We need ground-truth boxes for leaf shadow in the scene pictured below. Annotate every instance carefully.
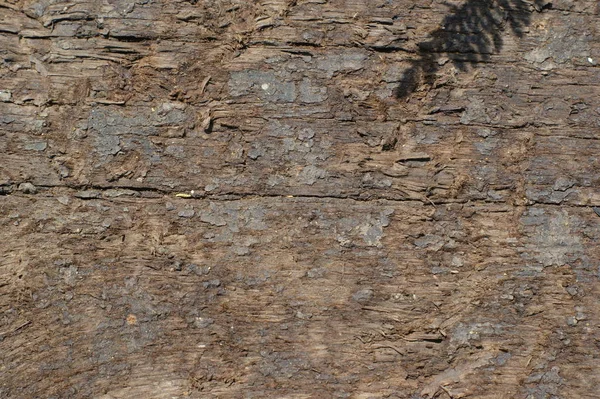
[395,0,551,98]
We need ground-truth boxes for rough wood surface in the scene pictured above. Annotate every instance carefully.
[1,0,600,398]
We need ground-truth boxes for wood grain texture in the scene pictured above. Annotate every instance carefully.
[1,0,600,397]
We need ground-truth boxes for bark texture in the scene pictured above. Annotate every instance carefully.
[1,0,600,398]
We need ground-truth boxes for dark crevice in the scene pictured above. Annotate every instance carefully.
[281,49,315,57]
[108,34,154,43]
[368,45,412,53]
[285,41,323,48]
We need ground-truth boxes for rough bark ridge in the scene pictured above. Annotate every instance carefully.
[1,0,600,398]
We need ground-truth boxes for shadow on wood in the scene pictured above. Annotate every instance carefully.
[395,0,551,98]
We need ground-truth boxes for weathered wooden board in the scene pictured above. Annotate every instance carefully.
[1,0,600,397]
[2,194,600,397]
